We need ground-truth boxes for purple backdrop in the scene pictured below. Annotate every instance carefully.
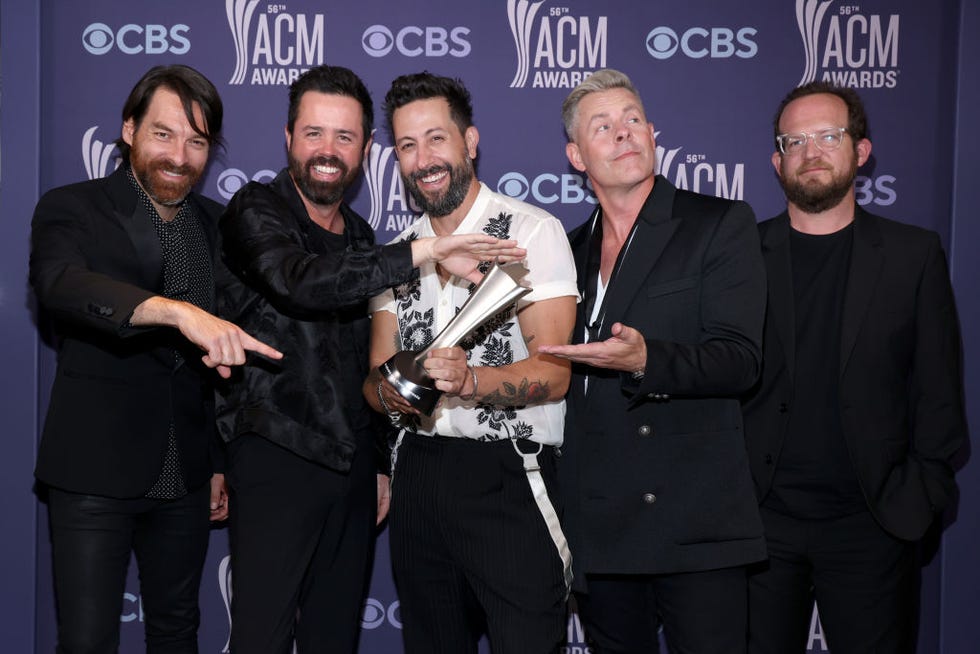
[2,1,977,652]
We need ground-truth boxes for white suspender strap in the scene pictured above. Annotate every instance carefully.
[511,439,573,595]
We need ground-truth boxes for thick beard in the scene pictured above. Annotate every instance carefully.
[288,153,357,206]
[780,154,858,214]
[403,158,474,218]
[130,153,200,207]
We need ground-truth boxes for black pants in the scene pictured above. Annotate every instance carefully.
[748,506,916,654]
[47,484,211,654]
[575,566,749,654]
[389,433,568,654]
[226,434,377,654]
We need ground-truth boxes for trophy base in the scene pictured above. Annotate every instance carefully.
[379,350,442,416]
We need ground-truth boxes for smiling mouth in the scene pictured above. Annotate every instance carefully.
[312,163,340,176]
[419,170,448,185]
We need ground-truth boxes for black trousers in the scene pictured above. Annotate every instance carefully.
[389,433,568,654]
[47,484,211,654]
[575,566,749,654]
[226,433,377,654]
[748,506,916,654]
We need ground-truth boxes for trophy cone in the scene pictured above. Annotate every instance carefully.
[380,260,531,415]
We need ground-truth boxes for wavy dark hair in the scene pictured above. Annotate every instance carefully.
[287,65,374,140]
[115,64,223,161]
[383,72,473,137]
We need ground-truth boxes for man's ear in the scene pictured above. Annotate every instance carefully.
[566,142,585,172]
[771,151,783,178]
[856,138,872,167]
[122,118,136,146]
[464,125,479,159]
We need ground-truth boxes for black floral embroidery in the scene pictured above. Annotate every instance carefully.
[475,212,513,275]
[400,308,434,351]
[475,403,518,440]
[483,212,513,239]
[393,232,422,314]
[457,309,515,353]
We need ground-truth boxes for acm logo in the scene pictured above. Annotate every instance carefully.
[507,0,607,89]
[796,0,899,88]
[227,0,324,85]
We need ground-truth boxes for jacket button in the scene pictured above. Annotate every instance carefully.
[778,402,788,413]
[642,493,657,504]
[638,424,652,436]
[765,454,773,465]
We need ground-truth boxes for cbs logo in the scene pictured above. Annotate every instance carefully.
[645,26,757,60]
[82,22,190,55]
[361,24,471,58]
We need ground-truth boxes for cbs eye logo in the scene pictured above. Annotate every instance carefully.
[645,26,757,60]
[81,22,191,55]
[360,24,471,58]
[215,168,277,200]
[361,598,401,629]
[497,172,531,201]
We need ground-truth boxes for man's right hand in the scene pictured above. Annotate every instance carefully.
[411,234,527,284]
[131,296,283,378]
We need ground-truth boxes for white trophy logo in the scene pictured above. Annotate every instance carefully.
[218,554,233,653]
[82,126,119,180]
[507,0,545,89]
[654,132,682,180]
[364,142,396,230]
[796,0,833,85]
[227,0,260,85]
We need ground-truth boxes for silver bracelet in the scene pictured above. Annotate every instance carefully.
[458,365,479,401]
[376,381,402,425]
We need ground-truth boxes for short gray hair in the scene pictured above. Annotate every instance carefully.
[561,69,643,141]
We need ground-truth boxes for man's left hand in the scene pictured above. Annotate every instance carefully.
[209,473,230,522]
[538,322,647,374]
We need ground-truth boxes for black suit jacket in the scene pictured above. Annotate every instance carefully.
[560,177,767,580]
[742,207,965,541]
[30,166,224,498]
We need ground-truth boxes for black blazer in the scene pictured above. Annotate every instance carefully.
[560,177,767,580]
[30,166,224,498]
[742,208,965,541]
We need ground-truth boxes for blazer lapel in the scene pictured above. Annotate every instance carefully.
[106,167,164,290]
[761,214,796,379]
[598,178,679,339]
[840,209,883,376]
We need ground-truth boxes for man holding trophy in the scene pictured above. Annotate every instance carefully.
[364,72,578,654]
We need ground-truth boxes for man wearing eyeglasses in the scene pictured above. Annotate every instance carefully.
[741,82,965,653]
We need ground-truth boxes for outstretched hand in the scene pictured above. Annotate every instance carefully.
[422,234,527,284]
[175,303,284,378]
[131,296,284,378]
[538,322,647,373]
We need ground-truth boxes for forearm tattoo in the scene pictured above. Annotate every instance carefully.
[481,377,551,406]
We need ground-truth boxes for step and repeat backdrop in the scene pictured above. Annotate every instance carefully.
[31,1,962,652]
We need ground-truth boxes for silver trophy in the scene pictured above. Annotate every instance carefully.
[380,260,531,415]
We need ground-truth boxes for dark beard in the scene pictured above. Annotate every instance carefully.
[288,153,357,206]
[130,156,200,206]
[780,157,857,214]
[403,159,474,218]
